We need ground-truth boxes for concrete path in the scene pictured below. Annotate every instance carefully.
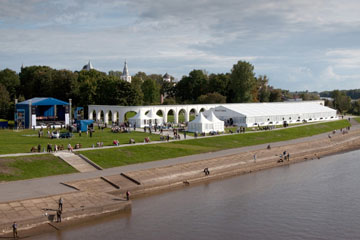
[53,152,98,172]
[0,118,358,203]
[0,118,352,157]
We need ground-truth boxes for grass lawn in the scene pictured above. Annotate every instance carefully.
[81,120,350,168]
[0,154,77,182]
[354,117,360,123]
[0,129,161,154]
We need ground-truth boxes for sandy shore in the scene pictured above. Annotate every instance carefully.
[1,128,360,237]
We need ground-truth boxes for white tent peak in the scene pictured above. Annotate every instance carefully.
[130,110,150,120]
[206,111,222,122]
[146,110,162,119]
[192,112,212,124]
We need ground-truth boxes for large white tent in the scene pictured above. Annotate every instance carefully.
[205,111,225,132]
[145,110,163,125]
[128,110,150,128]
[204,101,337,127]
[188,112,213,133]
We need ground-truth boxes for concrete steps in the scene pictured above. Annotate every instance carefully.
[54,151,98,172]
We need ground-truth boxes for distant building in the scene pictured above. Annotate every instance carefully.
[163,73,171,82]
[121,60,132,82]
[82,60,94,71]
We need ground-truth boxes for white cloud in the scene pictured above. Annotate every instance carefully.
[1,0,360,90]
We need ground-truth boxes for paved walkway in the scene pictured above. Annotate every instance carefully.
[0,118,358,203]
[53,152,98,172]
[0,119,351,157]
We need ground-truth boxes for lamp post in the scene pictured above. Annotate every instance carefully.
[69,99,72,124]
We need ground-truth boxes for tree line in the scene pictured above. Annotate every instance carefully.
[0,61,359,120]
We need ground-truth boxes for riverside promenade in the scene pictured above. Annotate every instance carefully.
[0,119,359,235]
[0,118,358,203]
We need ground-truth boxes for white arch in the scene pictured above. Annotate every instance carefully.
[96,111,101,122]
[166,108,176,123]
[177,108,187,123]
[87,103,224,125]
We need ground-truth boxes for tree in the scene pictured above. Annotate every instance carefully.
[108,70,122,79]
[332,90,351,113]
[142,78,160,105]
[160,80,176,98]
[162,97,177,105]
[256,75,270,102]
[350,100,360,115]
[175,70,208,103]
[19,66,54,99]
[197,92,226,104]
[148,74,163,85]
[269,89,282,102]
[78,69,106,106]
[51,70,79,102]
[130,76,144,105]
[208,73,229,97]
[0,84,10,119]
[0,69,20,100]
[228,61,257,103]
[110,78,140,106]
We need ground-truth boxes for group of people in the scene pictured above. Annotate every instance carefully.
[47,143,60,152]
[31,143,65,153]
[278,151,290,163]
[159,135,171,141]
[11,197,63,238]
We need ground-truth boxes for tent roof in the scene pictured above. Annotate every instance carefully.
[77,120,94,124]
[146,110,162,119]
[215,102,336,117]
[206,111,223,123]
[17,97,69,106]
[189,112,212,124]
[130,110,150,120]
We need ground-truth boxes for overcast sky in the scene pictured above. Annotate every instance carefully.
[1,0,360,91]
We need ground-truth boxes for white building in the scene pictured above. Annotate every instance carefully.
[204,101,337,127]
[82,60,94,71]
[163,73,171,82]
[88,100,337,127]
[121,60,132,82]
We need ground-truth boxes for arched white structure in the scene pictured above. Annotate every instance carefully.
[88,101,335,127]
[88,103,218,125]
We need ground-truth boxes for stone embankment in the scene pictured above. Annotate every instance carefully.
[0,191,130,236]
[1,128,360,236]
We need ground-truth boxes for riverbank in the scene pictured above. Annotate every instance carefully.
[1,127,359,237]
[0,191,131,238]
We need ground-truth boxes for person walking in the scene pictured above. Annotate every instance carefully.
[126,190,131,201]
[57,209,62,222]
[58,197,63,211]
[12,222,18,239]
[253,154,257,163]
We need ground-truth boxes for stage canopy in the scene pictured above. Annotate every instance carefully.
[16,97,70,128]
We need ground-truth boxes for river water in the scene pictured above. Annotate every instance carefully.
[30,150,360,240]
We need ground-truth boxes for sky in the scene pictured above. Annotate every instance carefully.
[0,0,360,91]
